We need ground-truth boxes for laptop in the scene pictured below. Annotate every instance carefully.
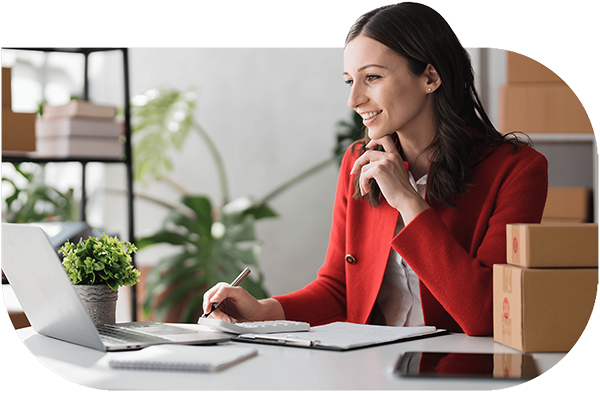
[1,223,232,351]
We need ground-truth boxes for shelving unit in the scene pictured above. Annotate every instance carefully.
[2,48,138,321]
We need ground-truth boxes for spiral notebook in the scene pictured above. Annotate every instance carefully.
[109,344,258,372]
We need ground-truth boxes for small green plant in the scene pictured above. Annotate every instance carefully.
[60,234,140,291]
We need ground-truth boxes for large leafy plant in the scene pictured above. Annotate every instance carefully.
[60,233,140,290]
[138,195,276,321]
[130,88,275,322]
[131,88,365,323]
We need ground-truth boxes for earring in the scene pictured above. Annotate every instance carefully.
[428,88,432,92]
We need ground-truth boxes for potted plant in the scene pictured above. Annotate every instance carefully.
[59,233,140,325]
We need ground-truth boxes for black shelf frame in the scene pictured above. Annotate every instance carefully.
[2,47,138,321]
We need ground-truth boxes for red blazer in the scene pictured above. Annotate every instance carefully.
[274,139,548,336]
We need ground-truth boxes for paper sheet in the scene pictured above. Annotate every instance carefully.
[238,322,439,350]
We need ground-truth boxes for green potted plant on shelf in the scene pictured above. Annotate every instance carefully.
[59,233,140,325]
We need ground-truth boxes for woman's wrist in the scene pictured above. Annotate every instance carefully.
[395,193,430,226]
[257,297,286,321]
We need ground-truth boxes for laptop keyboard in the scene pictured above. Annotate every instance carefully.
[97,324,169,345]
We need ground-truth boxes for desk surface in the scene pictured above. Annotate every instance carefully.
[2,285,566,391]
[13,326,567,391]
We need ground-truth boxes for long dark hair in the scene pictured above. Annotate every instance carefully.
[347,2,526,207]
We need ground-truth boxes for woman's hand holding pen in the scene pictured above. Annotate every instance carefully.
[350,135,430,225]
[202,283,285,323]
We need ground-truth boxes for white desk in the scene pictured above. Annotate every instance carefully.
[12,326,567,391]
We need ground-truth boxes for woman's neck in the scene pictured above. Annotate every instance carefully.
[395,131,434,180]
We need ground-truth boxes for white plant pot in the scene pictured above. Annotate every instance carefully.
[73,284,118,325]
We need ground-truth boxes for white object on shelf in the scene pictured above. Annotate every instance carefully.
[35,135,123,159]
[36,117,123,138]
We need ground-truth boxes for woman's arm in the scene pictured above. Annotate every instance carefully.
[395,150,548,336]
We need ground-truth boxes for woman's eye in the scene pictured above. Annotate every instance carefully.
[366,74,381,82]
[344,79,353,87]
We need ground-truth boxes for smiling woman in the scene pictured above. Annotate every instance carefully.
[200,2,548,337]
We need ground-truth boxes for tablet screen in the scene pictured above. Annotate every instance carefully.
[394,352,539,380]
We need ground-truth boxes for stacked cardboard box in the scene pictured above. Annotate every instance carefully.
[498,51,593,134]
[2,67,37,152]
[493,223,598,352]
[542,187,592,223]
[35,100,124,159]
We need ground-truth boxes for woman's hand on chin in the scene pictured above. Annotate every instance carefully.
[350,135,429,224]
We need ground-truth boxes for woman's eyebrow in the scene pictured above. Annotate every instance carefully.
[343,64,388,76]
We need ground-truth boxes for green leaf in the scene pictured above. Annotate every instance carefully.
[224,215,256,243]
[182,195,213,233]
[137,230,190,249]
[242,202,279,220]
[57,233,138,289]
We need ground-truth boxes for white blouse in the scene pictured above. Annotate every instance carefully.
[375,172,427,327]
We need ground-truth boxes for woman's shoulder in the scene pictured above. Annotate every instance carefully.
[494,140,546,163]
[471,135,547,168]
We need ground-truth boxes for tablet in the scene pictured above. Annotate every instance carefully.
[394,351,539,380]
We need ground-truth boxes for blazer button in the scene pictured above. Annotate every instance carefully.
[345,254,356,265]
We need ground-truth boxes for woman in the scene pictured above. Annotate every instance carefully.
[202,2,548,336]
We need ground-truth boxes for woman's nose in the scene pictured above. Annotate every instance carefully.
[347,84,368,110]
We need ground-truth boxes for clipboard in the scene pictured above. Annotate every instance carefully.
[233,322,449,351]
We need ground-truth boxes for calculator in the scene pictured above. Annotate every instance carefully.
[197,318,310,334]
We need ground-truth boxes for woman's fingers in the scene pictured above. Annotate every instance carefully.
[202,282,228,314]
[374,135,397,154]
[350,148,387,175]
[202,282,263,323]
[351,135,399,175]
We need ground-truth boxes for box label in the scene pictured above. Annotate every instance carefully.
[500,266,513,345]
[503,297,510,319]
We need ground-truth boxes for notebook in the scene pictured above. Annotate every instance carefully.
[109,344,258,372]
[1,223,232,351]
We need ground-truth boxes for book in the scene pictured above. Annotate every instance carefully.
[35,135,123,159]
[109,344,258,373]
[36,117,123,138]
[235,322,448,351]
[42,100,117,120]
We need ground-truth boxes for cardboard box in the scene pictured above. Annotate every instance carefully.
[498,82,593,133]
[502,51,590,133]
[542,187,592,223]
[507,223,598,268]
[493,264,597,352]
[2,67,11,108]
[2,106,37,152]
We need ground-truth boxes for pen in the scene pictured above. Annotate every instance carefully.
[201,267,251,318]
[238,334,317,347]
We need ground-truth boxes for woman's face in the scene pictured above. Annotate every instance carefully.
[344,35,434,141]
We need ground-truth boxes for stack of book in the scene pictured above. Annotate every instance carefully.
[493,223,598,352]
[35,100,123,159]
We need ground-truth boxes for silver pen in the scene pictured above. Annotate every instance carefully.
[201,267,251,319]
[239,334,317,347]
